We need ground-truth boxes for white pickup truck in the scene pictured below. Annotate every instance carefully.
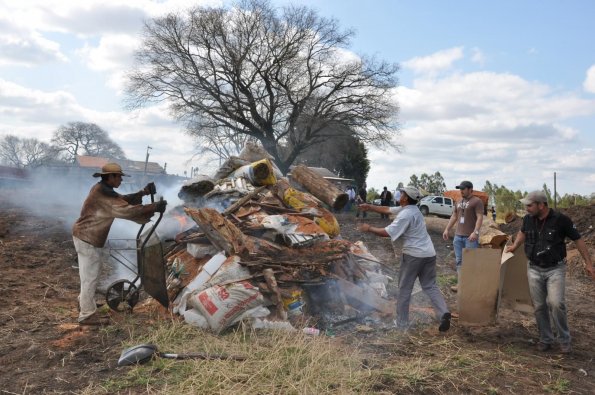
[417,195,454,217]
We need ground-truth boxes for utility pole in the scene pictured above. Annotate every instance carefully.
[143,146,152,176]
[553,172,557,209]
[143,146,152,185]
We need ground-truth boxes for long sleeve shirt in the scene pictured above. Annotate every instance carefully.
[72,181,156,247]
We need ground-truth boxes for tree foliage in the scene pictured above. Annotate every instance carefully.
[0,135,56,168]
[407,171,446,195]
[296,133,370,188]
[51,122,126,163]
[482,181,523,215]
[367,187,380,202]
[126,0,399,174]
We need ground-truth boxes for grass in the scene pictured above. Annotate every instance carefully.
[86,317,377,394]
[543,378,571,394]
[80,308,584,394]
[436,274,457,287]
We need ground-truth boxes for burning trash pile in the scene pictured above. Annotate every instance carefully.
[160,144,394,334]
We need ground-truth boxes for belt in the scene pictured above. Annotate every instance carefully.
[529,259,566,269]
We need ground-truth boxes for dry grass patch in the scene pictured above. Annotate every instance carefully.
[85,317,377,394]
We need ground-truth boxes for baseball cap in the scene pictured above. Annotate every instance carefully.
[455,180,473,189]
[399,186,423,201]
[519,190,548,205]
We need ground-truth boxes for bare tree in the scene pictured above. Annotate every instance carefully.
[192,124,258,161]
[0,135,55,168]
[126,0,399,174]
[51,122,126,163]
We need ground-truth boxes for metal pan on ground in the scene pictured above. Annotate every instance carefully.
[117,343,246,366]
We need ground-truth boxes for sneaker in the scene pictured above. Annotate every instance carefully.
[450,285,458,292]
[536,342,552,352]
[439,312,451,332]
[78,313,110,326]
[559,343,572,354]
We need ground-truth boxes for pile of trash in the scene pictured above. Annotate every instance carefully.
[160,143,394,334]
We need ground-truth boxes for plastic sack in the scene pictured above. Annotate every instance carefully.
[188,281,264,333]
[183,308,209,329]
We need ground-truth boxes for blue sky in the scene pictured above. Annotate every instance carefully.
[1,0,594,195]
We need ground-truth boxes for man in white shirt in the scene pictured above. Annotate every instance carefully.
[358,187,451,331]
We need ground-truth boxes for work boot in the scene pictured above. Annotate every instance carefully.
[439,312,451,332]
[536,342,552,352]
[559,343,572,354]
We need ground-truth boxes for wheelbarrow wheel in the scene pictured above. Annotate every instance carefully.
[106,280,139,312]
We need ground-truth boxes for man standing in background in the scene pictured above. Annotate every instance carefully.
[356,183,368,218]
[442,180,484,288]
[380,186,393,219]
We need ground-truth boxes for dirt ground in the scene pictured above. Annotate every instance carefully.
[1,194,594,394]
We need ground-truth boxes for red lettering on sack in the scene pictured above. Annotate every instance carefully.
[217,286,230,300]
[222,292,260,322]
[198,292,218,315]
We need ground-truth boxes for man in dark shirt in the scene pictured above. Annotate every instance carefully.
[505,190,594,353]
[379,186,393,219]
[355,183,368,218]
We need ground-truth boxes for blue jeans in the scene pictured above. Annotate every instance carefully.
[453,235,479,273]
[527,263,570,345]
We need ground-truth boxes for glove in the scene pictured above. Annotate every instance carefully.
[154,199,167,213]
[144,182,156,196]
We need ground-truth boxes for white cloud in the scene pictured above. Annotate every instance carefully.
[402,47,464,75]
[470,47,485,66]
[78,34,139,72]
[584,65,595,94]
[366,59,595,195]
[0,16,68,66]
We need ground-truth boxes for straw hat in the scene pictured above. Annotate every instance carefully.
[92,163,130,177]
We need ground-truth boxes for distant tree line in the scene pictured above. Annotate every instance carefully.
[407,172,447,195]
[0,122,126,168]
[483,180,592,215]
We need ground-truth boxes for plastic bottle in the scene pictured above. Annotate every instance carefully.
[302,327,320,336]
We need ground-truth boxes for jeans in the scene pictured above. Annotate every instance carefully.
[527,263,570,345]
[396,254,450,329]
[453,234,479,273]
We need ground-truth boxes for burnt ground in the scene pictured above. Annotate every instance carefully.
[0,193,594,394]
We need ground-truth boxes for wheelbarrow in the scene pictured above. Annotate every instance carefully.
[104,185,169,312]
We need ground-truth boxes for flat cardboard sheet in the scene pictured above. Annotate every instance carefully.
[498,246,533,314]
[459,245,533,326]
[458,248,502,325]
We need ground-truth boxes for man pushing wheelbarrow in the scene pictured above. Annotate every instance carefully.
[72,163,167,326]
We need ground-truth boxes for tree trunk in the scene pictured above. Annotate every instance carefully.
[290,165,349,211]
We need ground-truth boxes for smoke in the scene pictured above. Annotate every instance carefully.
[2,168,194,288]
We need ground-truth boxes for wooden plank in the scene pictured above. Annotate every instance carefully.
[185,207,254,256]
[223,186,267,216]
